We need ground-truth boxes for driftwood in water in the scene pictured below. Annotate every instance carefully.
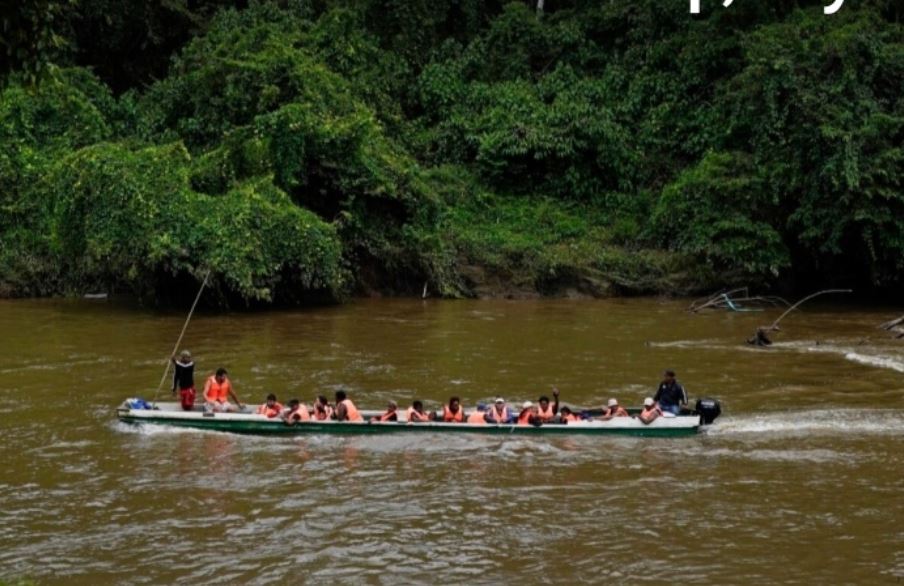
[879,315,903,330]
[879,315,904,339]
[689,288,789,313]
[746,289,853,346]
[747,327,773,346]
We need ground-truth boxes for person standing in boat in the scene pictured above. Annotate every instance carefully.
[654,370,688,415]
[535,388,560,422]
[203,368,244,412]
[638,397,663,424]
[441,397,464,422]
[313,395,333,420]
[335,390,363,422]
[171,350,195,411]
[486,397,512,423]
[599,398,629,420]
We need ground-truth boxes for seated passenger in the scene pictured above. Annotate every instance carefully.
[373,400,399,423]
[256,393,284,418]
[466,403,488,424]
[203,368,244,412]
[313,395,333,421]
[283,399,310,425]
[638,397,663,425]
[441,397,464,422]
[536,388,559,422]
[406,400,431,423]
[335,390,364,422]
[600,398,629,420]
[486,397,512,424]
[559,406,581,423]
[517,401,542,426]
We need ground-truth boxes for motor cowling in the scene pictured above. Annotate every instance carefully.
[695,397,721,425]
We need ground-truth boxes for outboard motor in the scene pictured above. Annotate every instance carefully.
[694,397,721,425]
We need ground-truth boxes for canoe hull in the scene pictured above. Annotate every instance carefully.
[117,402,701,438]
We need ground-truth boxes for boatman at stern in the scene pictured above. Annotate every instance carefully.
[654,369,687,415]
[203,368,244,412]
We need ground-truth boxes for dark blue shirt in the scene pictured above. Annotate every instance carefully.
[654,381,687,407]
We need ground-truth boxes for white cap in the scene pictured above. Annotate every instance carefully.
[495,397,505,404]
[643,397,655,407]
[607,398,618,407]
[522,401,533,409]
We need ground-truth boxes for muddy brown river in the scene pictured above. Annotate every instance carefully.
[0,297,902,584]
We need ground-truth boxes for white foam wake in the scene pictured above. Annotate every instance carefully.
[843,351,904,373]
[706,409,904,437]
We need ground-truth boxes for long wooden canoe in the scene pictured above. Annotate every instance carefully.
[117,400,704,437]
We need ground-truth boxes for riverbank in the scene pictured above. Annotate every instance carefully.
[3,3,902,306]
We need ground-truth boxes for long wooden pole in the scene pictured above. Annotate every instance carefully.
[152,270,211,407]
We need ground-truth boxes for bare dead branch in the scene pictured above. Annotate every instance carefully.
[763,289,853,332]
[879,316,904,330]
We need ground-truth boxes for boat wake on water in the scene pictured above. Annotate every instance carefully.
[705,408,904,437]
[649,338,904,373]
[775,340,904,374]
[840,351,904,373]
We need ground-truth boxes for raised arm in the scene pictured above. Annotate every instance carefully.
[552,387,560,415]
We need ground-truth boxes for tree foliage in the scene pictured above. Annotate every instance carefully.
[0,0,901,302]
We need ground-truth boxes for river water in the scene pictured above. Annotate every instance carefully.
[0,298,902,584]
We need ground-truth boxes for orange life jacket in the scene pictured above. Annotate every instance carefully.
[314,403,333,420]
[204,376,231,403]
[406,407,431,422]
[297,404,312,421]
[536,404,555,422]
[562,413,581,423]
[340,399,363,422]
[442,405,463,422]
[517,409,535,425]
[487,406,510,423]
[467,410,487,424]
[257,402,283,418]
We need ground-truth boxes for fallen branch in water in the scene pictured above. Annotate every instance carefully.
[879,315,904,339]
[747,289,853,346]
[689,288,789,313]
[879,315,903,330]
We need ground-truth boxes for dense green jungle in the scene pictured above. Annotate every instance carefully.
[1,0,902,305]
